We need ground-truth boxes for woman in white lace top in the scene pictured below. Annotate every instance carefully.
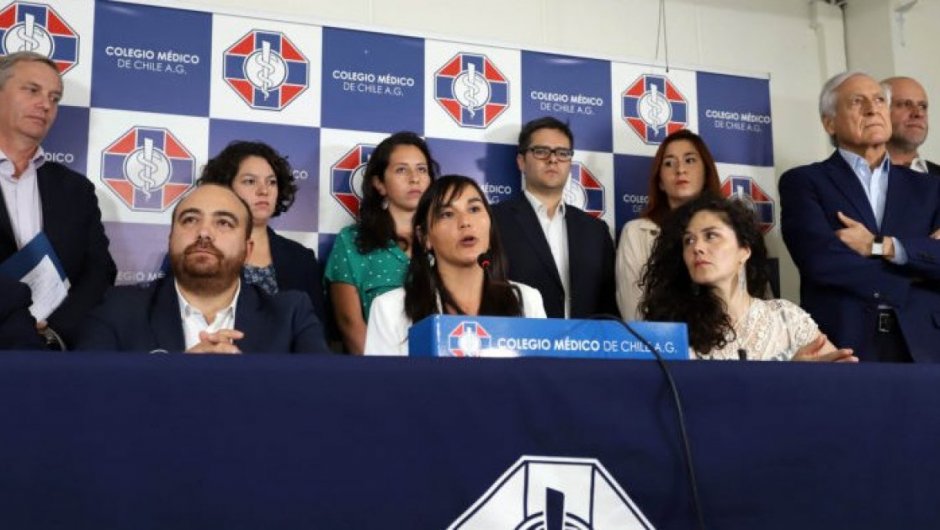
[641,194,857,362]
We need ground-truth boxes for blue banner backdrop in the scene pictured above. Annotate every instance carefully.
[1,0,775,283]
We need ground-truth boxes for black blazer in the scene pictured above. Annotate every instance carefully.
[0,276,43,350]
[927,159,940,176]
[0,162,116,348]
[492,195,616,319]
[268,227,326,323]
[75,276,330,353]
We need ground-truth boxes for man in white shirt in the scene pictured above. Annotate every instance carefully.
[76,184,328,353]
[492,117,616,319]
[882,76,939,175]
[0,51,116,348]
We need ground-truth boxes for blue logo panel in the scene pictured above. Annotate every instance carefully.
[91,2,211,116]
[521,51,612,152]
[697,72,774,167]
[613,154,653,234]
[208,119,320,233]
[321,27,424,133]
[43,105,89,176]
[426,138,519,205]
[318,233,337,276]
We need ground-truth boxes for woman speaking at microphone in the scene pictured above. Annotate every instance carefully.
[364,175,546,355]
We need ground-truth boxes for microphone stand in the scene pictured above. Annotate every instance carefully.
[595,314,707,530]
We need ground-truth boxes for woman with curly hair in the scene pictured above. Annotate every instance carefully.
[198,140,325,322]
[641,194,856,362]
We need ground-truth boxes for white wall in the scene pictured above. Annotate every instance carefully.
[155,0,859,300]
[845,0,940,160]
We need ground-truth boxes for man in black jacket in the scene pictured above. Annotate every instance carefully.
[0,51,116,348]
[492,117,616,319]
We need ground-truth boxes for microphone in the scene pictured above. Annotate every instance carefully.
[477,251,492,270]
[737,348,748,361]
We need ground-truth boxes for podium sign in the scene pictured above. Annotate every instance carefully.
[409,315,689,360]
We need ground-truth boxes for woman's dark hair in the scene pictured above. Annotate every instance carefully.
[356,131,439,253]
[404,175,522,323]
[198,140,297,217]
[640,129,721,226]
[640,193,771,355]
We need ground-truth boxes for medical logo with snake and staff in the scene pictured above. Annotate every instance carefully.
[0,1,79,73]
[434,52,509,129]
[622,74,688,145]
[100,127,195,212]
[222,29,309,111]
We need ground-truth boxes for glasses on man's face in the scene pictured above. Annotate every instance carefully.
[525,145,574,161]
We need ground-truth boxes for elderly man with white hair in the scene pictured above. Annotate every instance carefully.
[779,71,940,363]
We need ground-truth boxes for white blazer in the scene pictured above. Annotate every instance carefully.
[364,282,546,356]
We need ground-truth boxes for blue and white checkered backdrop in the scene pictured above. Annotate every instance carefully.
[1,0,776,284]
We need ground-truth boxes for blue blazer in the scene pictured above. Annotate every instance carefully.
[0,162,116,348]
[780,151,940,361]
[492,195,616,319]
[75,276,330,353]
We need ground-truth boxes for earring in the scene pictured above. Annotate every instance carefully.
[427,251,436,268]
[381,198,389,210]
[737,263,747,293]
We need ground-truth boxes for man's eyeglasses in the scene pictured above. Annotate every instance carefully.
[524,146,574,161]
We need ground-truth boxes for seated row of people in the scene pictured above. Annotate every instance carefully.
[1,49,932,361]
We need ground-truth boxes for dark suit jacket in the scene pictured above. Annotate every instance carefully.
[0,276,43,350]
[75,277,330,353]
[268,227,326,323]
[926,159,940,177]
[780,151,940,362]
[492,195,617,318]
[0,162,116,348]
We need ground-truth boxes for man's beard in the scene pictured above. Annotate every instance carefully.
[170,238,245,296]
[891,130,926,153]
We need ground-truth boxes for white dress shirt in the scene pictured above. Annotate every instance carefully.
[523,189,570,317]
[175,280,240,350]
[910,157,929,174]
[0,147,45,249]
